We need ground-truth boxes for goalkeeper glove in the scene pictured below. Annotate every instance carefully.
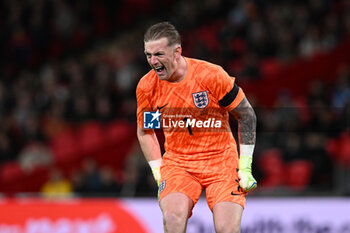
[238,145,257,192]
[148,158,162,186]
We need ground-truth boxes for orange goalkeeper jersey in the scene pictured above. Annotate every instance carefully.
[136,57,245,169]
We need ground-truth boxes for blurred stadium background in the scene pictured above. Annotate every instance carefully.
[0,0,349,232]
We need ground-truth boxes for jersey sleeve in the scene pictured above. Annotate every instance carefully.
[136,81,152,129]
[205,66,245,111]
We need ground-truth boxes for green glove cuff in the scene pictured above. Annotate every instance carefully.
[239,155,253,172]
[151,166,161,186]
[148,158,162,186]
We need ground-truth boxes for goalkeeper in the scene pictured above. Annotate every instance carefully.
[137,21,257,233]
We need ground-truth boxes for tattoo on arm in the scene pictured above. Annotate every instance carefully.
[230,97,256,145]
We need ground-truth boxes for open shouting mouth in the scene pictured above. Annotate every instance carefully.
[154,65,165,75]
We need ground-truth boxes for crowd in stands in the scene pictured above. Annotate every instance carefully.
[254,68,350,193]
[0,0,350,197]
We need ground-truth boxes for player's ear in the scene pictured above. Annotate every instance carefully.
[174,45,182,58]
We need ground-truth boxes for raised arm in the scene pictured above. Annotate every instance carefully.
[229,96,257,192]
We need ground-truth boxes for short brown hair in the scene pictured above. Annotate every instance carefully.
[144,21,181,46]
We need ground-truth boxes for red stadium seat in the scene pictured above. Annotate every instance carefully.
[338,132,350,166]
[258,148,285,187]
[326,132,350,167]
[49,128,81,165]
[98,120,137,170]
[77,121,106,157]
[260,58,281,79]
[106,120,136,147]
[285,160,313,190]
[0,162,24,186]
[326,138,339,160]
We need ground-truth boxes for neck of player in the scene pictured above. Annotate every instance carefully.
[168,56,187,83]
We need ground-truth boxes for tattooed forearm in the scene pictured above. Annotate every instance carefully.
[230,97,256,145]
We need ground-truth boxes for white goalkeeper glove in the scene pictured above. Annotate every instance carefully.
[148,158,162,186]
[238,145,257,192]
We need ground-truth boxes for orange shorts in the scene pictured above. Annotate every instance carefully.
[158,150,246,211]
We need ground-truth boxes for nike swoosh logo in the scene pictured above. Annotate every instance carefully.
[157,104,168,110]
[231,191,241,196]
